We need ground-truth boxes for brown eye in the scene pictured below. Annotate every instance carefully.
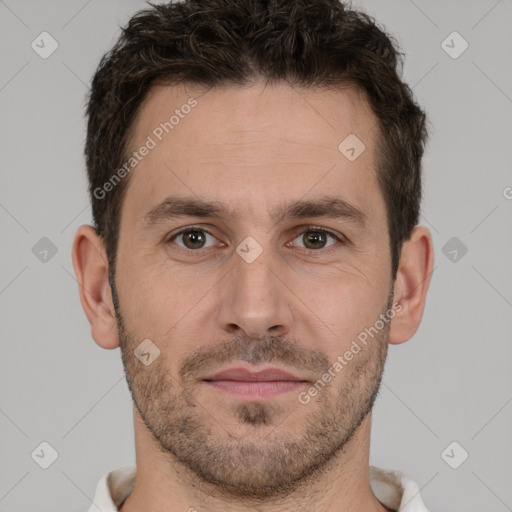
[182,230,206,249]
[291,228,340,250]
[303,230,328,249]
[169,228,217,250]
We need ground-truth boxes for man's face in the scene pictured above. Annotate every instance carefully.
[113,81,394,498]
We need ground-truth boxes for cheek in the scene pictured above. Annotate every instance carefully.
[116,259,170,332]
[118,259,211,336]
[116,264,205,376]
[299,270,389,347]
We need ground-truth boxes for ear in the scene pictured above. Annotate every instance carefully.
[388,225,434,345]
[71,224,120,350]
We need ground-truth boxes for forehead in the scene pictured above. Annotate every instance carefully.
[122,81,384,227]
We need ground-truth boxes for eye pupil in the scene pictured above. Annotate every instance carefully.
[304,231,326,249]
[183,230,206,249]
[174,228,335,252]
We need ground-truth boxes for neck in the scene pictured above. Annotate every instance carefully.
[119,409,391,512]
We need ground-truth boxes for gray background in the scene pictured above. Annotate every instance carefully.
[1,0,511,511]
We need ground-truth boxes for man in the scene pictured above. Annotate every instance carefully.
[72,0,434,510]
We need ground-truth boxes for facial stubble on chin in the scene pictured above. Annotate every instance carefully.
[112,279,392,501]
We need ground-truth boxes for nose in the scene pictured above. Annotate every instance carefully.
[217,248,294,339]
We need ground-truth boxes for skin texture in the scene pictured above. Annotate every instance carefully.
[72,81,434,512]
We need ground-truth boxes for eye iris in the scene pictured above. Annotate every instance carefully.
[304,231,326,249]
[183,230,206,249]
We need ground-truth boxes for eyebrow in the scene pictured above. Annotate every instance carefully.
[142,195,368,229]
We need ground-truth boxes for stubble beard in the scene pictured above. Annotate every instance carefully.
[114,287,391,501]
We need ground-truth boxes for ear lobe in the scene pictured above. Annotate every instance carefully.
[71,224,120,350]
[388,225,434,345]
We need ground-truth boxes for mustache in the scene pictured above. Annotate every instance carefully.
[179,335,330,383]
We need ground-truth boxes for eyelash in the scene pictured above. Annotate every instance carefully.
[165,225,346,256]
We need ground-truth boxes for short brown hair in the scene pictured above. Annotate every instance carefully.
[85,0,428,281]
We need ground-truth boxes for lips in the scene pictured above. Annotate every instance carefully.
[202,366,310,400]
[204,367,308,382]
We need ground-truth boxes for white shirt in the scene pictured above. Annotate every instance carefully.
[87,464,430,512]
